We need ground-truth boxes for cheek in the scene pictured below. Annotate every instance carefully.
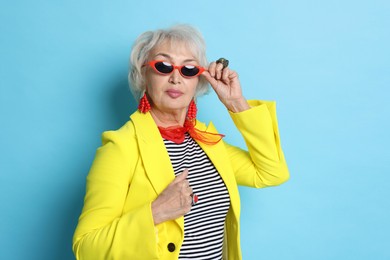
[145,73,163,92]
[188,78,199,93]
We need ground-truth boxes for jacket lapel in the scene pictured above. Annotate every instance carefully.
[131,111,185,233]
[130,111,175,195]
[130,112,239,231]
[194,121,240,220]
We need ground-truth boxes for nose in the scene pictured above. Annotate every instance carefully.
[168,68,181,84]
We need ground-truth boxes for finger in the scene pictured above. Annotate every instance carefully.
[186,196,193,206]
[216,63,224,80]
[181,179,190,191]
[227,70,239,81]
[201,71,218,89]
[208,62,217,77]
[174,169,188,183]
[183,186,193,196]
[180,193,192,207]
[180,193,186,207]
[222,67,230,82]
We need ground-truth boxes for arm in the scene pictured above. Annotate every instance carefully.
[202,61,289,188]
[226,100,289,187]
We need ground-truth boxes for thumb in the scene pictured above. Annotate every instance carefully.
[201,71,218,89]
[174,169,188,183]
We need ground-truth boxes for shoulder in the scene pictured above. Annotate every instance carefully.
[102,120,136,145]
[98,112,140,155]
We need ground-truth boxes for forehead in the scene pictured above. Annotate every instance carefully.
[149,39,198,62]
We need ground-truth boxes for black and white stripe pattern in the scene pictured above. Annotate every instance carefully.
[163,134,231,259]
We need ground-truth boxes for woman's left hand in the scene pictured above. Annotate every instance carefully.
[202,61,250,113]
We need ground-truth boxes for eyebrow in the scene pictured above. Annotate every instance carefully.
[154,53,197,63]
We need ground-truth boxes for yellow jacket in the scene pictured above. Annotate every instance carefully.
[73,100,289,260]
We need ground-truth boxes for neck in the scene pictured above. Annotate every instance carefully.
[150,108,187,128]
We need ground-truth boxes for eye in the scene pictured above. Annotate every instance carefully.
[181,65,200,76]
[162,61,172,66]
[184,65,195,69]
[155,61,173,73]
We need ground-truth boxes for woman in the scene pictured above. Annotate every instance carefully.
[73,24,289,260]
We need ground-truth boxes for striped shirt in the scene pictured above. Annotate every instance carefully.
[163,133,231,259]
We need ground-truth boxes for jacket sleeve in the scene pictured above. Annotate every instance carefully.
[72,122,160,260]
[225,100,290,188]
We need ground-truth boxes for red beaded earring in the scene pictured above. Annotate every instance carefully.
[138,92,151,113]
[187,99,197,120]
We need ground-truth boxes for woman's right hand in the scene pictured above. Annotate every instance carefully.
[151,169,193,225]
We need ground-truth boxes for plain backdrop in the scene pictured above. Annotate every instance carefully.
[1,0,389,259]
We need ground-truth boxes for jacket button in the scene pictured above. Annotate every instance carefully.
[167,242,176,252]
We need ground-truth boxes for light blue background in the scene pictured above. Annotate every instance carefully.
[1,0,389,259]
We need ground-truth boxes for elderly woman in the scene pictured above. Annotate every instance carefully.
[73,24,289,260]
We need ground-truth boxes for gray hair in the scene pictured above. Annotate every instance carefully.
[128,24,209,100]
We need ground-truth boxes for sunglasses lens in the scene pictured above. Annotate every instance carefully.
[181,65,200,77]
[154,61,173,74]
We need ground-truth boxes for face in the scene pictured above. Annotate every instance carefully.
[143,40,200,116]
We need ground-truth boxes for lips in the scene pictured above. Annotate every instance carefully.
[166,89,183,98]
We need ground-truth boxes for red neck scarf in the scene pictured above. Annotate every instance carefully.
[158,119,224,145]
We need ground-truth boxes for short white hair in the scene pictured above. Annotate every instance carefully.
[128,24,209,100]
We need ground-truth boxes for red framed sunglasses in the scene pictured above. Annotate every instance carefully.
[143,60,206,78]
